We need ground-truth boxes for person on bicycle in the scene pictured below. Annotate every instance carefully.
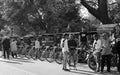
[101,33,112,73]
[60,34,69,71]
[68,34,77,69]
[92,34,102,72]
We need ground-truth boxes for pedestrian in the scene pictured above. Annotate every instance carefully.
[68,34,77,69]
[80,27,88,50]
[2,36,10,59]
[34,38,40,59]
[113,25,120,73]
[114,33,120,73]
[60,34,69,71]
[92,34,102,72]
[101,33,112,72]
[10,39,18,58]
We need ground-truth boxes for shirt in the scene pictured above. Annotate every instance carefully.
[10,41,17,52]
[101,38,111,55]
[35,40,40,49]
[60,38,64,48]
[62,39,69,53]
[93,39,102,52]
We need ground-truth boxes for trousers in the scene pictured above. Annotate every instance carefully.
[101,54,111,72]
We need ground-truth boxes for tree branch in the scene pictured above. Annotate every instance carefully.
[81,0,100,19]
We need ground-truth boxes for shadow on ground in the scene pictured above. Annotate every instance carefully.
[0,59,22,64]
[69,69,119,75]
[11,57,34,63]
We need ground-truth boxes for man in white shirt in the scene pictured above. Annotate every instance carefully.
[60,34,69,71]
[93,34,102,72]
[35,38,40,49]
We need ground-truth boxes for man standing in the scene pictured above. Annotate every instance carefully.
[10,39,17,58]
[60,34,69,71]
[101,33,112,72]
[2,36,10,59]
[68,35,77,69]
[93,34,102,72]
[35,38,40,59]
[80,27,88,50]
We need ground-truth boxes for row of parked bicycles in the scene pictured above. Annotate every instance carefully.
[18,45,64,64]
[17,44,118,71]
[17,44,89,64]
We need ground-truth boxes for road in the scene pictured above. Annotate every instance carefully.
[0,56,119,75]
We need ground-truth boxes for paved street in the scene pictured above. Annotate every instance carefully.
[0,56,119,75]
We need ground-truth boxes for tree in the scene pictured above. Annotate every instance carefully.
[81,0,114,24]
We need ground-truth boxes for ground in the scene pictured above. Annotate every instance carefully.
[0,56,119,75]
[0,51,119,75]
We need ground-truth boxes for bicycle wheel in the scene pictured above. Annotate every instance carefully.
[55,51,63,64]
[87,55,96,71]
[39,50,46,61]
[78,50,87,63]
[46,49,55,63]
[31,50,37,60]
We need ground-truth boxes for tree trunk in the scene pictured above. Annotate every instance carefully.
[81,0,113,24]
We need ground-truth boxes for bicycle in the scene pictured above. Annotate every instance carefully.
[39,46,50,61]
[46,46,56,63]
[86,47,118,71]
[54,47,63,64]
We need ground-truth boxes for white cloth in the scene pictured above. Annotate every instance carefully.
[35,40,40,49]
[60,38,69,53]
[93,39,102,52]
[110,34,115,45]
[60,38,64,48]
[101,38,112,55]
[10,41,17,52]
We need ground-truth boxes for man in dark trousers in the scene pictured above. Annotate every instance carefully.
[68,34,77,69]
[2,36,10,59]
[80,27,88,50]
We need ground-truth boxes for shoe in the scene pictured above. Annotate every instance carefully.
[64,69,70,71]
[99,71,103,73]
[107,70,111,72]
[96,69,100,72]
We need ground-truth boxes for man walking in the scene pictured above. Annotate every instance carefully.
[2,36,10,59]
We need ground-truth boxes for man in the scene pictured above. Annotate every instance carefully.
[114,25,120,73]
[93,34,102,72]
[60,34,69,71]
[80,27,88,50]
[34,38,40,59]
[10,39,17,58]
[68,34,77,69]
[2,36,10,59]
[101,33,112,72]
